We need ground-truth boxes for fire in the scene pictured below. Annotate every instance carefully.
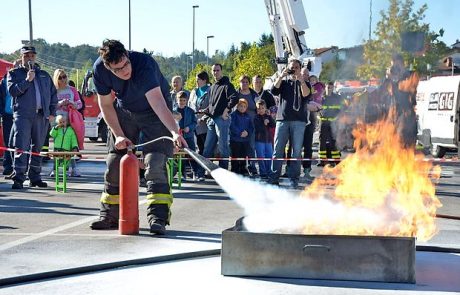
[301,105,442,241]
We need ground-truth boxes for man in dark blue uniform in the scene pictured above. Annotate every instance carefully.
[7,46,57,189]
[89,40,186,235]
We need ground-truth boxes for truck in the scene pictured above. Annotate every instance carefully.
[81,70,108,143]
[416,75,460,158]
[264,0,321,77]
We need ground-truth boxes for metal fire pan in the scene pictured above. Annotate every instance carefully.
[221,222,415,283]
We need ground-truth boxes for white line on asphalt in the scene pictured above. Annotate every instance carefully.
[0,199,149,252]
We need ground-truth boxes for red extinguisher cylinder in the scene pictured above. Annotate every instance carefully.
[119,150,139,235]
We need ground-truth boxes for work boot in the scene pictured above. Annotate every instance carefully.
[147,204,169,235]
[90,203,119,230]
[149,219,166,235]
[12,180,24,190]
[30,180,48,188]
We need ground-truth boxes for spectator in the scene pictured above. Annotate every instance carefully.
[89,39,186,235]
[252,75,276,109]
[50,69,84,177]
[49,115,79,177]
[173,90,197,180]
[267,58,311,189]
[188,71,210,161]
[169,75,189,110]
[254,100,275,179]
[69,79,85,119]
[230,99,253,175]
[7,45,57,189]
[237,75,259,176]
[202,63,238,170]
[0,59,20,177]
[318,82,343,166]
[302,70,323,179]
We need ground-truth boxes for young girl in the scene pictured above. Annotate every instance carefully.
[49,115,80,177]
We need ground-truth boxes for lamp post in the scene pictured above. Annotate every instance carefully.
[28,0,33,44]
[192,5,199,70]
[186,54,192,80]
[206,35,214,67]
[128,0,131,50]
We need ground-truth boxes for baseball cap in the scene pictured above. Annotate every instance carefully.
[20,46,37,54]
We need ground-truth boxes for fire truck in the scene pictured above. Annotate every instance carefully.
[81,70,108,143]
[264,0,321,78]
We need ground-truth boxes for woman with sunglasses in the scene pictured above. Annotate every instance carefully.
[51,69,83,177]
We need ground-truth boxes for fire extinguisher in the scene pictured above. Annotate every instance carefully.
[119,148,139,235]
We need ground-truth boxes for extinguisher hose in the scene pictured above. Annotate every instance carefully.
[134,136,174,149]
[0,249,220,287]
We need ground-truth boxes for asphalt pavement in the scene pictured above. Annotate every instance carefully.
[0,149,459,294]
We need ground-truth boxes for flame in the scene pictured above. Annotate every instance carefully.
[301,92,441,241]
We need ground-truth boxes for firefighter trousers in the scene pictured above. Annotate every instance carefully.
[99,107,174,224]
[319,121,341,164]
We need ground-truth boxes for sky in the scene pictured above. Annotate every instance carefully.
[0,0,458,58]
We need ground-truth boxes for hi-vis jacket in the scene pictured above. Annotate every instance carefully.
[320,93,343,121]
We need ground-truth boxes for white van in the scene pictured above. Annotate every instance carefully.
[416,75,460,157]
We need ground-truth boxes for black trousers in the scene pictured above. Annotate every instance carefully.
[230,140,250,175]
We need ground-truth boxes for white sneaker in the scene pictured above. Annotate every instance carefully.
[49,170,55,177]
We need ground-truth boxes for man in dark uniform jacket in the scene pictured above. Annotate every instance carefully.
[90,40,186,235]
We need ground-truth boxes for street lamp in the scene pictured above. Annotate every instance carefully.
[206,35,214,67]
[28,0,33,44]
[186,54,192,80]
[192,5,199,70]
[128,0,131,50]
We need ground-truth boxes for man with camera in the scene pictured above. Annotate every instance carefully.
[267,58,311,189]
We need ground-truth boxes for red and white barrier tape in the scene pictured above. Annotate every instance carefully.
[1,146,458,163]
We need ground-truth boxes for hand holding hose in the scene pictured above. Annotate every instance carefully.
[171,131,188,149]
[114,136,133,150]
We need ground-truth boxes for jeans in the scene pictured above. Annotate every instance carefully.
[203,116,230,170]
[1,113,13,172]
[255,141,273,177]
[269,121,306,182]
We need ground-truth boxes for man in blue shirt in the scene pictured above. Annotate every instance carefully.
[90,40,186,235]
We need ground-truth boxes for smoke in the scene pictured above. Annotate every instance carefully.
[211,168,403,235]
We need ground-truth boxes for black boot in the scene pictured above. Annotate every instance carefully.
[147,204,169,235]
[90,203,119,230]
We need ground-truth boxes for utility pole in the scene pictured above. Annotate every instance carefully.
[368,0,372,41]
[128,0,132,50]
[28,0,33,44]
[192,5,199,70]
[206,35,214,67]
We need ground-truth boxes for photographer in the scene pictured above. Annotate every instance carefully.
[267,58,311,189]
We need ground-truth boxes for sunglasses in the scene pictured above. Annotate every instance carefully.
[58,75,67,80]
[110,58,131,74]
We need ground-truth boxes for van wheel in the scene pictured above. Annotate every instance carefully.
[431,144,446,158]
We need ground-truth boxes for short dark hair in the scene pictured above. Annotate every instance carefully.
[196,71,210,84]
[212,63,223,70]
[98,39,127,65]
[256,99,266,108]
[177,90,188,99]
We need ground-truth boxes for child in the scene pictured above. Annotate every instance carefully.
[49,115,81,177]
[173,91,197,180]
[230,99,254,175]
[254,100,275,179]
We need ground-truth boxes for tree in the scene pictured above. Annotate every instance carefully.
[357,0,449,79]
[232,43,275,87]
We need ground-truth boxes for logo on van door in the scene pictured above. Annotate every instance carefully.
[428,92,454,111]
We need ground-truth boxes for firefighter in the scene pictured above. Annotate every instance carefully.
[89,40,186,235]
[318,82,343,166]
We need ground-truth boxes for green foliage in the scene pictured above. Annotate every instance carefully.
[184,63,210,90]
[232,43,276,87]
[357,0,449,79]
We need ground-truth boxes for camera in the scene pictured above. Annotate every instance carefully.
[287,69,295,75]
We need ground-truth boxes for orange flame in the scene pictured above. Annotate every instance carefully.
[301,108,442,241]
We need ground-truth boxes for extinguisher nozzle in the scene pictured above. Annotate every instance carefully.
[183,148,219,174]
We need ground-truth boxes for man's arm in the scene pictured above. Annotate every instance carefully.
[146,87,187,147]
